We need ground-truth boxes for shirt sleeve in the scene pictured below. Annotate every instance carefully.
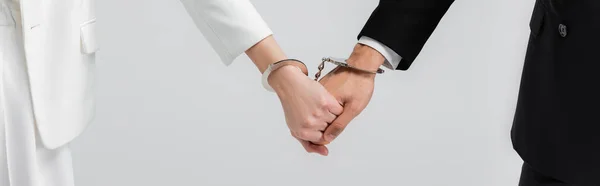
[358,36,403,70]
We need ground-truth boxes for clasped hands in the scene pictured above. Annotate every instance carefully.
[269,44,385,156]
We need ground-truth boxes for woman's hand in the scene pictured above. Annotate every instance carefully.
[245,36,341,155]
[269,65,343,156]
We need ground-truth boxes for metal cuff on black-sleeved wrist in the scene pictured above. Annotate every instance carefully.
[314,57,385,81]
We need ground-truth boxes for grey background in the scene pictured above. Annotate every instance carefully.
[71,0,534,185]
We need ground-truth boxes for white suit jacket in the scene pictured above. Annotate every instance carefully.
[19,0,272,149]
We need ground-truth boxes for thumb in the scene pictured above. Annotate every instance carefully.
[323,102,359,142]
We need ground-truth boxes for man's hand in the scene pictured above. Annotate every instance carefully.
[318,44,385,144]
[269,65,343,156]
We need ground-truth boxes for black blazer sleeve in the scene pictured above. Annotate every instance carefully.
[358,0,455,70]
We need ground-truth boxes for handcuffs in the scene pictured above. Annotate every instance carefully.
[262,57,385,92]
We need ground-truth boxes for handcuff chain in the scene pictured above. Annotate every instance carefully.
[314,57,384,81]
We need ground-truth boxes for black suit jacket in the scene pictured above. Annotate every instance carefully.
[358,0,600,184]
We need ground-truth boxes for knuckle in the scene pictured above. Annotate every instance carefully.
[301,118,314,127]
[300,131,313,139]
[307,122,318,129]
[294,130,310,139]
[318,96,331,108]
[311,110,323,118]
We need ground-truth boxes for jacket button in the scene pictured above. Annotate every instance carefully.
[558,23,568,37]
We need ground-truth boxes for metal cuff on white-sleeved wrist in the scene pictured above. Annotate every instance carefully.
[261,59,307,92]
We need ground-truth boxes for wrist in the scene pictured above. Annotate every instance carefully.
[268,65,307,93]
[347,44,385,72]
[246,36,289,73]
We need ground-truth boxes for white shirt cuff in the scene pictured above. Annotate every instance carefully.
[358,36,402,70]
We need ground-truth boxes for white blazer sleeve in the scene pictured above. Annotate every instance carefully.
[179,0,273,65]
